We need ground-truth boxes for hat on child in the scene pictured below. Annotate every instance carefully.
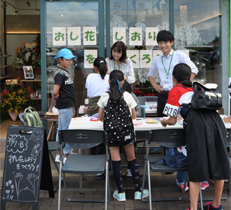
[54,48,76,59]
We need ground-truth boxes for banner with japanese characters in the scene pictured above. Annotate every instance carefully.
[53,27,66,46]
[83,27,97,45]
[67,27,81,46]
[153,50,162,60]
[146,27,158,46]
[127,50,139,68]
[84,50,97,68]
[140,50,152,68]
[113,27,126,44]
[129,27,142,46]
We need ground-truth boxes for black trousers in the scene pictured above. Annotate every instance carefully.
[157,93,168,117]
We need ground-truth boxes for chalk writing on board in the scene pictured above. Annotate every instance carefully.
[6,134,28,154]
[3,130,43,202]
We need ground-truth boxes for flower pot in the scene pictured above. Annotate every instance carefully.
[8,112,18,121]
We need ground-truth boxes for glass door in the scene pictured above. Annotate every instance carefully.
[43,0,104,112]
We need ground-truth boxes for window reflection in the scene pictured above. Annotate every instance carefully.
[174,0,221,87]
[46,2,99,111]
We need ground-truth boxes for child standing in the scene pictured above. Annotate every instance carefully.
[53,48,76,163]
[160,63,230,210]
[85,57,109,116]
[106,41,136,84]
[97,70,148,201]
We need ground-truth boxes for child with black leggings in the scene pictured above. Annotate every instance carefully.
[98,70,148,201]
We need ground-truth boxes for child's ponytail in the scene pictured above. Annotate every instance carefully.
[109,70,124,101]
[93,57,107,79]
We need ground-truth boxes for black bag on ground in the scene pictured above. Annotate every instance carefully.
[103,93,134,146]
[191,82,222,111]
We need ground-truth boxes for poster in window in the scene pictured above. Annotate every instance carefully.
[23,66,34,79]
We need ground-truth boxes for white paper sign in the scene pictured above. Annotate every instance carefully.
[146,27,158,46]
[140,50,152,68]
[83,27,97,45]
[178,49,189,56]
[84,50,97,68]
[127,50,139,68]
[153,50,162,60]
[67,27,81,46]
[53,27,66,46]
[129,27,142,46]
[113,27,126,45]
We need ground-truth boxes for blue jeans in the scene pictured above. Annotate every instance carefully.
[56,107,73,155]
[165,147,187,185]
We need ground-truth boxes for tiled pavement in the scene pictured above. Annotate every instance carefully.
[0,139,230,210]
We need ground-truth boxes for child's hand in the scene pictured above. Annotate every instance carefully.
[160,119,167,127]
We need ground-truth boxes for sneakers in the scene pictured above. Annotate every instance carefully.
[63,157,67,164]
[203,202,223,210]
[134,189,149,200]
[177,183,189,192]
[55,154,61,163]
[113,190,126,201]
[55,154,67,164]
[201,182,209,190]
[125,169,132,181]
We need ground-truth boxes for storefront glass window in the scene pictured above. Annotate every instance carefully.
[109,0,169,96]
[46,1,99,110]
[174,0,221,87]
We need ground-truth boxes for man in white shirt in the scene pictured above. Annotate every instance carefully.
[147,30,198,117]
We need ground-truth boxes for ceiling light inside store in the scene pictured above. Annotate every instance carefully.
[13,9,18,15]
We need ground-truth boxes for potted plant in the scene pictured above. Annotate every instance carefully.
[14,35,41,72]
[0,77,32,121]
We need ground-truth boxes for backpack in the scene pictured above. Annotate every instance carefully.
[103,93,134,146]
[24,106,43,127]
[191,82,222,111]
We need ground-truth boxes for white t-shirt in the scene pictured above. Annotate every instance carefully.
[97,91,137,114]
[105,57,136,84]
[85,73,109,98]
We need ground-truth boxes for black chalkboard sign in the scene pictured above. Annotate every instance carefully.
[1,126,54,210]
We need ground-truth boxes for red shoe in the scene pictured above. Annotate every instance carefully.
[201,182,209,190]
[177,183,189,192]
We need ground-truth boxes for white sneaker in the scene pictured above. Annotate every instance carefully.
[63,157,67,164]
[55,155,60,163]
[71,148,77,155]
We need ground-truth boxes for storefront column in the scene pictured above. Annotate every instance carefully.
[40,0,47,127]
[229,0,231,115]
[221,0,230,115]
[106,0,110,57]
[169,0,174,49]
